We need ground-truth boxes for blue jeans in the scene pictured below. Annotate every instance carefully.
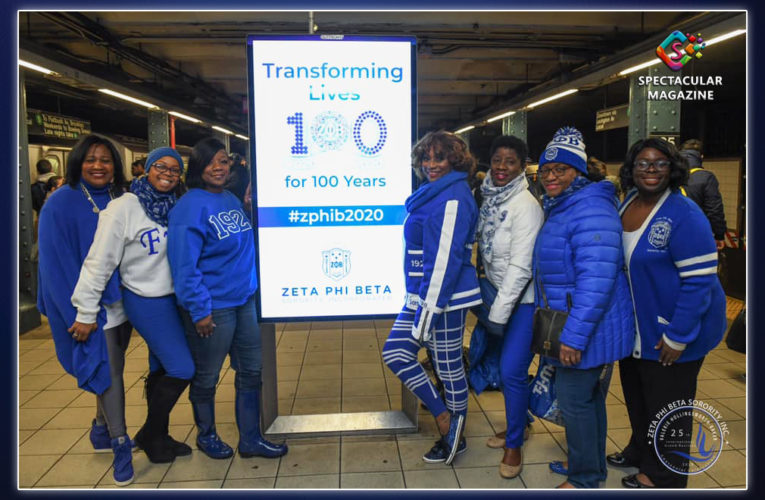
[180,295,262,403]
[499,303,535,448]
[555,365,608,488]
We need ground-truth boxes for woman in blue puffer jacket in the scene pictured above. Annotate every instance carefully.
[532,127,634,489]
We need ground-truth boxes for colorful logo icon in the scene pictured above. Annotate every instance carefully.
[656,31,707,71]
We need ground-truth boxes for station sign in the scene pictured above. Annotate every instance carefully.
[595,104,629,132]
[247,35,416,321]
[28,110,91,140]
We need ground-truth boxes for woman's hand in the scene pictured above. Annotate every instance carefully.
[655,339,682,366]
[484,320,506,336]
[68,321,97,343]
[559,343,581,366]
[195,315,216,337]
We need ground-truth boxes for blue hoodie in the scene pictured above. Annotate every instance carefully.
[167,189,257,322]
[404,171,481,335]
[36,183,122,394]
[533,180,635,369]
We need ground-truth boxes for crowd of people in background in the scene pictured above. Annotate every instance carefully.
[31,128,727,488]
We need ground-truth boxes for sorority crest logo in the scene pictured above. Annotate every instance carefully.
[322,248,351,280]
[544,147,559,161]
[648,218,672,249]
[649,400,728,475]
[657,30,707,71]
[311,111,349,152]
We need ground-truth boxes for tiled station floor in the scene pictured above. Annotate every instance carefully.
[18,298,746,489]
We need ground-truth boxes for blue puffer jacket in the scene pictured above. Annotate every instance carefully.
[533,180,634,369]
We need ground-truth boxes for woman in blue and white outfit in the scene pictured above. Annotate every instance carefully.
[382,130,481,466]
[72,147,195,465]
[611,138,726,489]
[38,134,134,486]
[533,127,634,488]
[167,137,287,461]
[475,135,543,479]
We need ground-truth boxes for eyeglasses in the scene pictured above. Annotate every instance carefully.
[538,165,572,178]
[151,162,182,176]
[634,159,671,171]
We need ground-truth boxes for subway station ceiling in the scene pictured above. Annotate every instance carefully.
[19,10,744,147]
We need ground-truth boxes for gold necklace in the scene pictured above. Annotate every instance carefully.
[81,183,114,214]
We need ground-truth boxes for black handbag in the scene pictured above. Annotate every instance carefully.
[531,276,571,359]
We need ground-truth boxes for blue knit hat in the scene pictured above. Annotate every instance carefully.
[145,147,184,174]
[538,126,587,175]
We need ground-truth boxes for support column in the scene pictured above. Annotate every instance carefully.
[628,65,681,148]
[148,109,170,151]
[19,73,41,334]
[502,111,528,143]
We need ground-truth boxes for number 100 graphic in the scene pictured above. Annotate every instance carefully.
[287,110,388,156]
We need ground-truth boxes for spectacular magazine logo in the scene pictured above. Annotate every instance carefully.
[656,31,707,70]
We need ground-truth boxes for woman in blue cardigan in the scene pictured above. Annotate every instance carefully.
[533,127,634,488]
[610,138,726,488]
[382,130,481,466]
[37,134,135,486]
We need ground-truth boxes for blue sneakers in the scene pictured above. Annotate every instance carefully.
[422,437,467,463]
[110,435,134,487]
[443,413,465,466]
[90,419,135,453]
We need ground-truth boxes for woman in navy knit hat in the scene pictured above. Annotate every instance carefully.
[533,126,634,488]
[71,146,195,468]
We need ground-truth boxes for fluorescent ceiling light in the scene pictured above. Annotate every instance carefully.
[235,134,249,140]
[454,125,475,134]
[486,110,516,123]
[619,28,745,76]
[526,89,578,109]
[619,59,661,76]
[98,88,158,109]
[212,125,234,135]
[168,111,201,123]
[19,60,56,75]
[705,29,746,46]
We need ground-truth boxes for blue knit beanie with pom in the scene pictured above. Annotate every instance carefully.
[538,126,588,175]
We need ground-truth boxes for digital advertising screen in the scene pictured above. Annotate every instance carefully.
[247,35,417,322]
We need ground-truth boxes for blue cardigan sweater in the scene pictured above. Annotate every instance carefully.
[533,180,634,369]
[36,183,122,394]
[620,188,726,362]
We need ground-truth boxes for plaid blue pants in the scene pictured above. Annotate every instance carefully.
[382,306,468,418]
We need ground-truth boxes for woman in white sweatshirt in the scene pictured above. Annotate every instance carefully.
[71,147,194,466]
[474,135,544,478]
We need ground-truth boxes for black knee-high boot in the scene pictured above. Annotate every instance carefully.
[136,375,190,463]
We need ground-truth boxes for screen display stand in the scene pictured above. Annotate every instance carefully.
[259,323,419,437]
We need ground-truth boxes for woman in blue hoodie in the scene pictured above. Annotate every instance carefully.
[382,131,481,466]
[610,138,726,489]
[37,134,135,486]
[167,137,287,461]
[533,127,634,489]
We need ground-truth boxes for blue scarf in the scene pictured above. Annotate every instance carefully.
[542,175,591,213]
[131,176,177,227]
[405,171,469,212]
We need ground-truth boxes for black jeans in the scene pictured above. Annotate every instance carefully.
[619,356,704,488]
